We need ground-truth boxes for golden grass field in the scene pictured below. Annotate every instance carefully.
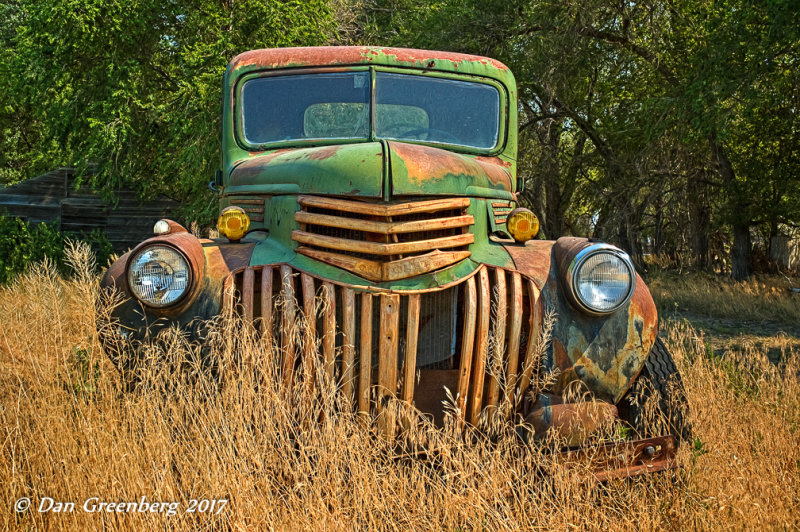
[2,245,799,530]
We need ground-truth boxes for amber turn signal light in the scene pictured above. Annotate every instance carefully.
[217,206,250,242]
[507,208,540,242]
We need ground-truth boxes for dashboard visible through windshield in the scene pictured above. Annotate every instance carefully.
[239,71,501,150]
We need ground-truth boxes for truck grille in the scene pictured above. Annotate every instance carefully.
[224,264,544,426]
[292,195,474,282]
[228,197,265,222]
[492,201,514,225]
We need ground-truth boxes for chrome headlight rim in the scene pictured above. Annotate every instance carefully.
[126,243,194,309]
[566,243,635,316]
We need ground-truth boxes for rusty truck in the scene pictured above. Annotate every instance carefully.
[99,47,689,479]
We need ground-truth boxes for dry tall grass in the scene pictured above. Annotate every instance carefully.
[2,246,799,530]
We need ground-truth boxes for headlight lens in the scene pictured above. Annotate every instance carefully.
[571,248,634,314]
[128,245,191,307]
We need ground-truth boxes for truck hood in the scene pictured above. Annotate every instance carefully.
[227,141,514,199]
[387,141,513,199]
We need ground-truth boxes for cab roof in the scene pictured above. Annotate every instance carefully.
[227,46,514,87]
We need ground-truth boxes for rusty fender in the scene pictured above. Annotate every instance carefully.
[99,220,256,343]
[504,236,658,405]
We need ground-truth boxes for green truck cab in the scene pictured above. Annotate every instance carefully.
[100,47,688,475]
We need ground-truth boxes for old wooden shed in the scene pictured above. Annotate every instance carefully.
[0,168,181,252]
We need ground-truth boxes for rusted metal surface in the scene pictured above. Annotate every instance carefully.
[296,247,472,283]
[294,194,474,282]
[565,436,678,482]
[377,293,400,436]
[526,399,619,446]
[293,230,474,256]
[295,211,474,234]
[485,268,507,414]
[322,282,336,381]
[468,267,491,425]
[359,293,373,415]
[456,276,477,419]
[341,288,356,401]
[280,265,296,395]
[402,294,421,403]
[505,272,523,406]
[228,46,510,72]
[516,280,542,403]
[503,239,555,290]
[297,195,470,216]
[388,141,513,196]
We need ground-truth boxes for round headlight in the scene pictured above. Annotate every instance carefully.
[568,246,635,314]
[128,245,191,307]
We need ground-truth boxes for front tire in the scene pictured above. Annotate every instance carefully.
[618,337,692,442]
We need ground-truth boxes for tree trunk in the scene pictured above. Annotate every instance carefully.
[731,223,751,281]
[687,176,710,269]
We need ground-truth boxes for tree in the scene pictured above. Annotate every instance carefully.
[1,0,336,222]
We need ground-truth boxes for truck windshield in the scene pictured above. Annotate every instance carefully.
[240,71,501,150]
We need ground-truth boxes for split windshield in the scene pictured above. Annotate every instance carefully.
[240,71,501,150]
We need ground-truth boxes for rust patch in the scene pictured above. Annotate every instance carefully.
[503,240,554,289]
[526,401,618,446]
[229,46,510,71]
[553,338,571,370]
[390,142,511,190]
[232,149,294,179]
[304,145,341,160]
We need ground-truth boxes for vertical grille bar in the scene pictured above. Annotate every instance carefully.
[402,294,421,403]
[506,272,523,410]
[280,265,296,394]
[485,268,507,413]
[457,276,477,419]
[322,282,336,381]
[341,288,356,402]
[517,279,542,401]
[301,273,317,397]
[260,267,273,341]
[378,294,400,436]
[469,267,491,425]
[242,267,255,322]
[359,293,373,415]
[225,263,538,429]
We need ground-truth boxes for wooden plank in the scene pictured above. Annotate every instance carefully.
[517,280,542,404]
[294,211,473,235]
[402,294,421,403]
[341,288,356,402]
[485,268,507,413]
[292,230,474,256]
[358,293,373,415]
[505,272,524,409]
[468,267,491,425]
[322,282,336,382]
[378,293,400,437]
[301,273,317,387]
[298,195,469,217]
[280,265,296,394]
[456,276,477,419]
[242,267,255,322]
[260,267,273,340]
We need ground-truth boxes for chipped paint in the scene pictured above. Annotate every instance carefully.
[389,141,512,198]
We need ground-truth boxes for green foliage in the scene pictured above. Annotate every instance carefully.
[0,215,114,283]
[1,0,336,222]
[359,0,800,275]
